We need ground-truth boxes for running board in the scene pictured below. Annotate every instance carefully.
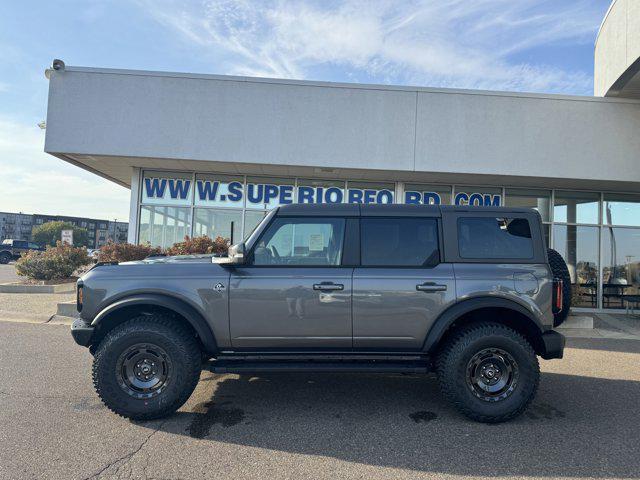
[205,360,430,374]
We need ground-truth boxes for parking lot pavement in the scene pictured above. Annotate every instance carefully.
[0,263,20,284]
[0,321,639,480]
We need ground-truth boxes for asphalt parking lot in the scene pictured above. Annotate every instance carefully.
[0,321,639,480]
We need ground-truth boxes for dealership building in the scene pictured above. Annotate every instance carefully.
[43,0,640,311]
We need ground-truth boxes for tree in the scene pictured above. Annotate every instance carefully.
[32,221,89,248]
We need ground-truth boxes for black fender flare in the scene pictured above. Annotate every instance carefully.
[92,294,218,354]
[422,297,545,353]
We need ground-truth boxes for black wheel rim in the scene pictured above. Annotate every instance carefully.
[116,343,172,399]
[466,348,519,402]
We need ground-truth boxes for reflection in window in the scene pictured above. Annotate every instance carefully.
[505,188,551,222]
[554,191,599,224]
[602,227,640,309]
[193,208,242,243]
[553,225,599,308]
[458,217,533,259]
[253,218,345,266]
[139,206,191,249]
[361,218,439,266]
[603,194,640,227]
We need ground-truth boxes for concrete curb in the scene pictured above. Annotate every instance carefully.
[558,315,594,330]
[0,283,75,294]
[56,301,78,317]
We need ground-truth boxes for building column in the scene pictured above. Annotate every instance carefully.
[128,168,141,244]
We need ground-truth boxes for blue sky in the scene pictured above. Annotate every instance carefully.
[0,0,611,221]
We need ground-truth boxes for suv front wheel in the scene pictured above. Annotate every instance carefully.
[436,322,539,423]
[92,315,202,420]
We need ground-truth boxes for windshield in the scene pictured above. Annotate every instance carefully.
[1,239,10,245]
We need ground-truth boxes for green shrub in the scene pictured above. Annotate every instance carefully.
[165,236,229,256]
[32,221,89,247]
[15,242,90,281]
[97,242,162,263]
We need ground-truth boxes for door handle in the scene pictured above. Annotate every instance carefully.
[313,282,344,291]
[416,282,447,292]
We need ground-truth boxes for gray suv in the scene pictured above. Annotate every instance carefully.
[71,204,569,423]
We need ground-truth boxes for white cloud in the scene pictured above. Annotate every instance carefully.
[0,116,130,221]
[136,0,600,94]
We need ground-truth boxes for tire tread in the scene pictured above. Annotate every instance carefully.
[436,322,540,423]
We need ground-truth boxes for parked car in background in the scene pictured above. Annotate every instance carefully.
[86,248,100,262]
[0,239,44,264]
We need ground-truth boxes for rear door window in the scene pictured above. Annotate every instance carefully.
[457,217,533,259]
[361,218,439,267]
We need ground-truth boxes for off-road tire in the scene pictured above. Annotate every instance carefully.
[0,251,11,264]
[436,322,540,423]
[92,315,201,420]
[547,248,571,327]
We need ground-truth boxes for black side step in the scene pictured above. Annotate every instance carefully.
[205,360,430,374]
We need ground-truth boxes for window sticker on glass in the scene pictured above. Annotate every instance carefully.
[308,234,324,251]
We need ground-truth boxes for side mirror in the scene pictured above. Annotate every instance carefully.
[227,242,246,265]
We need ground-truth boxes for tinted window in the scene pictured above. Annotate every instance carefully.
[458,217,533,259]
[361,218,439,266]
[14,241,28,248]
[253,217,345,266]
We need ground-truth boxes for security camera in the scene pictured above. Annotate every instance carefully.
[52,59,65,71]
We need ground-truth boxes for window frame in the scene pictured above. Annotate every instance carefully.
[358,216,442,268]
[442,210,546,264]
[247,215,348,268]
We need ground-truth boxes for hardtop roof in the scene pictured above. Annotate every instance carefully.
[275,203,538,217]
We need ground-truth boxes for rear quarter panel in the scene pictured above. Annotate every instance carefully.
[454,263,554,329]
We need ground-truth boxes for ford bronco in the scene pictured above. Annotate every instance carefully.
[71,204,569,423]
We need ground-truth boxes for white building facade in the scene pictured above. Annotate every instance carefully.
[43,3,640,311]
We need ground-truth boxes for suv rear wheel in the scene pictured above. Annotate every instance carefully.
[92,315,202,420]
[436,322,539,423]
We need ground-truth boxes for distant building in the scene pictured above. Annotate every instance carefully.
[0,212,128,248]
[0,213,34,241]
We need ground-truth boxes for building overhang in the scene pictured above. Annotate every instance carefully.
[45,65,640,192]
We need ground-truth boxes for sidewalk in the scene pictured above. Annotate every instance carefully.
[0,292,75,324]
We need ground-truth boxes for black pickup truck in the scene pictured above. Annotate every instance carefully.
[0,239,44,264]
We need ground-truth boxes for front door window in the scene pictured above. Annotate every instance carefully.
[252,217,345,266]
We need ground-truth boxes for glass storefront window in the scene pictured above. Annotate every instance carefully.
[553,225,599,308]
[243,210,267,240]
[554,191,599,224]
[505,188,551,222]
[603,193,640,227]
[602,227,640,309]
[139,206,191,249]
[193,208,242,244]
[346,181,395,204]
[454,186,502,206]
[245,176,296,210]
[404,184,452,205]
[297,178,346,204]
[194,174,244,209]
